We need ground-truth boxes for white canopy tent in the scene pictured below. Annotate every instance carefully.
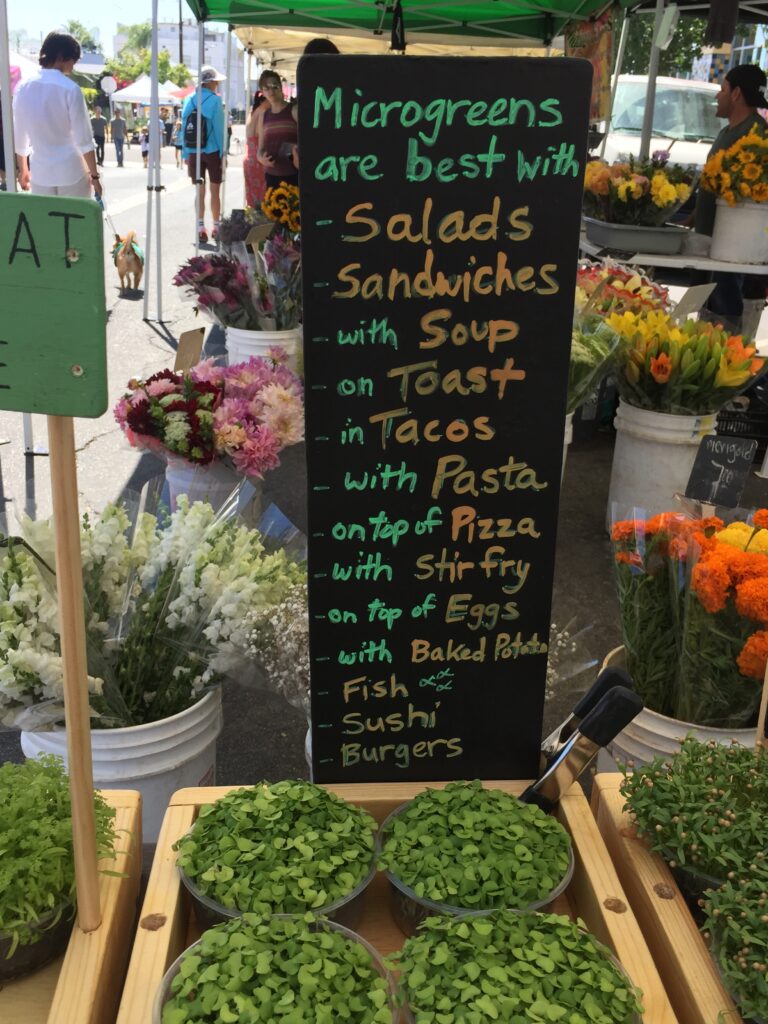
[111,75,179,105]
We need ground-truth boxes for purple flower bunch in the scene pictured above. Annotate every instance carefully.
[172,253,269,331]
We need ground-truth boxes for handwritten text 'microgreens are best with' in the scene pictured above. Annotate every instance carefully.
[311,88,579,183]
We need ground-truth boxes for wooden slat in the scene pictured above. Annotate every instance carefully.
[558,786,677,1024]
[120,780,679,1024]
[115,805,196,1024]
[0,790,141,1024]
[592,774,740,1024]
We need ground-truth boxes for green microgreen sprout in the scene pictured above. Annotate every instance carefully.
[391,910,644,1024]
[702,864,768,1020]
[160,913,394,1024]
[620,736,768,880]
[377,780,572,910]
[173,780,377,915]
[0,755,116,957]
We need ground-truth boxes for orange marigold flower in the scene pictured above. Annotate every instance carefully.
[615,550,643,568]
[668,537,689,560]
[737,629,768,679]
[691,555,732,613]
[754,509,768,530]
[611,519,647,542]
[650,352,672,383]
[735,577,768,622]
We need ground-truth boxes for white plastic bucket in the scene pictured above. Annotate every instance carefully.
[225,326,302,374]
[561,412,574,484]
[606,399,716,530]
[305,726,313,781]
[20,689,223,842]
[602,647,755,766]
[165,457,240,512]
[711,198,768,264]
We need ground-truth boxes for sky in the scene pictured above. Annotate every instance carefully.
[8,0,192,58]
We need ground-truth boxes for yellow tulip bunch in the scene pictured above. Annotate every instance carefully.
[606,309,765,413]
[702,129,768,205]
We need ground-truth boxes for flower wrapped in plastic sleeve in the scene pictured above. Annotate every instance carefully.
[568,313,619,415]
[607,311,766,414]
[0,495,306,730]
[611,507,768,727]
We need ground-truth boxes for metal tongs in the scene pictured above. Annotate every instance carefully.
[540,666,634,768]
[521,679,644,813]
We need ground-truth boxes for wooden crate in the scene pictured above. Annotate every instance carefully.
[0,789,142,1024]
[591,773,740,1024]
[117,780,677,1024]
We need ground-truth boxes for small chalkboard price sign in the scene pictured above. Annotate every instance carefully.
[685,435,758,507]
[299,56,591,783]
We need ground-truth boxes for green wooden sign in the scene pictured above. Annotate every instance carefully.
[0,194,107,417]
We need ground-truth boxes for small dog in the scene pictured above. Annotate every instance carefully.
[112,231,144,293]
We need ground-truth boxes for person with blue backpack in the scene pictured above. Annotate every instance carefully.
[181,65,226,244]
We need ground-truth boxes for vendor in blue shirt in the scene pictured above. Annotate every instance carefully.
[181,65,226,244]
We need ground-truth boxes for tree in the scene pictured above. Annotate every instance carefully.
[118,22,152,54]
[62,19,101,53]
[619,12,707,76]
[104,48,191,87]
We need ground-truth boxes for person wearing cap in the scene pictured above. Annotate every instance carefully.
[694,64,768,327]
[181,64,226,244]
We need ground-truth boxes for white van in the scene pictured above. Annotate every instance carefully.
[601,75,724,169]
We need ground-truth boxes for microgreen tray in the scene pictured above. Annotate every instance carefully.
[592,772,742,1024]
[0,789,142,1024]
[117,780,677,1024]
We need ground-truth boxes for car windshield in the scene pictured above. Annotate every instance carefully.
[612,82,723,142]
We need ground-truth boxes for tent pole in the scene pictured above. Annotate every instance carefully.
[143,0,164,322]
[1,0,34,453]
[195,22,204,254]
[247,50,253,112]
[639,0,665,161]
[599,9,631,158]
[221,26,233,228]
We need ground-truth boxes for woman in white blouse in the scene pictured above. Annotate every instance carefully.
[13,32,102,199]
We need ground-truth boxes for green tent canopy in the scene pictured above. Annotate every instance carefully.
[184,0,615,46]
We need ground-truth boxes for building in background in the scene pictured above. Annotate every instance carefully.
[113,21,246,109]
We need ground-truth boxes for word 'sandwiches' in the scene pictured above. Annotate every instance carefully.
[299,57,592,783]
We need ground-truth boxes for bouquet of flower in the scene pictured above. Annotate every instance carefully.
[612,509,768,727]
[701,128,768,205]
[606,309,765,414]
[114,355,304,478]
[0,498,305,729]
[262,183,301,235]
[568,313,619,414]
[247,580,310,716]
[584,154,694,226]
[575,260,671,318]
[173,233,302,332]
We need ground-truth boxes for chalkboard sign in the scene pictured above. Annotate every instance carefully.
[299,56,591,783]
[685,435,758,507]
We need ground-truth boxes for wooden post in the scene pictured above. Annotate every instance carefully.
[47,415,101,932]
[758,660,768,752]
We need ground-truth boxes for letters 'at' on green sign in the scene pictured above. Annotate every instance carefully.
[0,194,107,418]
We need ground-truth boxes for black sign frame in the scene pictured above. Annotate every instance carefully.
[299,55,592,783]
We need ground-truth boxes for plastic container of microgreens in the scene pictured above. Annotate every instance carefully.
[153,914,401,1024]
[397,910,643,1024]
[0,902,75,981]
[179,850,377,932]
[375,796,575,937]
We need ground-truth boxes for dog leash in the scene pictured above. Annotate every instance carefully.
[99,195,119,237]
